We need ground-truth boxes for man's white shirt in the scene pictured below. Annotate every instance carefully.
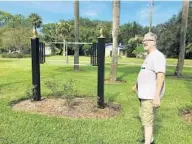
[137,49,166,99]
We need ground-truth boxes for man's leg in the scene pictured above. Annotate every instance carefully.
[144,126,153,144]
[140,100,154,144]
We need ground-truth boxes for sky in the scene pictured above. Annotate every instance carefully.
[0,0,183,26]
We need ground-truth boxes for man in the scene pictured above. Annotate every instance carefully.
[132,32,166,144]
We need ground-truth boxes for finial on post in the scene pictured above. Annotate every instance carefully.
[32,27,37,39]
[99,28,105,38]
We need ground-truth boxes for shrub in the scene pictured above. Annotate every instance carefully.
[1,53,31,58]
[132,45,146,58]
[44,80,63,97]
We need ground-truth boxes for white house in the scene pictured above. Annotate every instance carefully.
[45,45,52,55]
[105,43,126,57]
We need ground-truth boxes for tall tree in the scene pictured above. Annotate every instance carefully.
[149,0,154,32]
[28,13,42,31]
[74,0,79,71]
[110,0,120,81]
[56,20,71,55]
[56,20,71,40]
[0,11,14,26]
[174,0,189,76]
[1,27,31,52]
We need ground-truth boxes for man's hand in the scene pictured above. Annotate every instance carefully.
[153,72,164,108]
[153,95,160,108]
[132,85,137,93]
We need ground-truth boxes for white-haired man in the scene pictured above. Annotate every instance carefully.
[132,32,166,144]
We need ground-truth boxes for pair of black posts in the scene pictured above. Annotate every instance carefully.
[31,37,105,108]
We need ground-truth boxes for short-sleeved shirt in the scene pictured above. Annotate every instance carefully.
[137,49,166,100]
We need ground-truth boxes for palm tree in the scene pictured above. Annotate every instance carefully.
[56,20,71,40]
[0,11,13,24]
[74,0,79,71]
[149,0,154,32]
[128,35,143,47]
[109,0,120,82]
[174,0,189,76]
[186,43,192,54]
[28,13,42,31]
[56,20,71,57]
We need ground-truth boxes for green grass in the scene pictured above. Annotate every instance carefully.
[46,55,192,66]
[0,56,192,144]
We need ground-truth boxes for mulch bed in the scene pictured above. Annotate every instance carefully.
[180,109,192,123]
[12,97,121,119]
[104,79,127,84]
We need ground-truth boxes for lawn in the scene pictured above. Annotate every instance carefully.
[0,56,192,144]
[46,55,192,66]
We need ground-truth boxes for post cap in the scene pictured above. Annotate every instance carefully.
[31,27,37,39]
[99,28,105,38]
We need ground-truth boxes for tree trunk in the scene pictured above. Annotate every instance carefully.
[63,39,65,56]
[74,0,79,71]
[110,0,120,82]
[149,0,154,32]
[174,0,189,76]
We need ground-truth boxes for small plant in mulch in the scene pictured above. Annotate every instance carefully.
[179,106,192,123]
[106,97,121,117]
[45,79,77,115]
[25,87,33,99]
[104,78,127,84]
[106,96,115,117]
[44,80,63,97]
[11,80,121,119]
[61,79,77,115]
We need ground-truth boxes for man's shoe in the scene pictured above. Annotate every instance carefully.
[140,139,155,144]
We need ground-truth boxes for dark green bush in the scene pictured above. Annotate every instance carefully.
[1,53,31,58]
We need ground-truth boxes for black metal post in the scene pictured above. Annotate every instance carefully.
[97,37,105,108]
[93,43,95,65]
[90,45,93,65]
[39,42,43,64]
[92,42,97,66]
[41,42,43,64]
[95,43,98,66]
[43,43,45,63]
[96,43,98,65]
[31,38,41,101]
[94,43,97,65]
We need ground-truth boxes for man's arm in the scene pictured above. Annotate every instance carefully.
[153,72,165,107]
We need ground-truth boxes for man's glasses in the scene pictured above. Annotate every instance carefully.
[142,39,154,43]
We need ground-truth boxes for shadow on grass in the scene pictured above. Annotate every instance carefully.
[0,80,30,89]
[53,64,140,74]
[165,74,192,93]
[0,59,14,63]
[106,92,120,102]
[117,66,140,80]
[53,65,97,73]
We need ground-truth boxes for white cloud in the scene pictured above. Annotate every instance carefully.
[27,1,74,14]
[137,3,161,20]
[80,1,110,19]
[82,10,97,17]
[137,4,165,26]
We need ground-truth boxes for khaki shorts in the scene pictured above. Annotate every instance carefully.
[139,99,157,126]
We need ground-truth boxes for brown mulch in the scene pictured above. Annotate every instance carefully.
[12,97,121,119]
[180,109,192,123]
[104,79,127,84]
